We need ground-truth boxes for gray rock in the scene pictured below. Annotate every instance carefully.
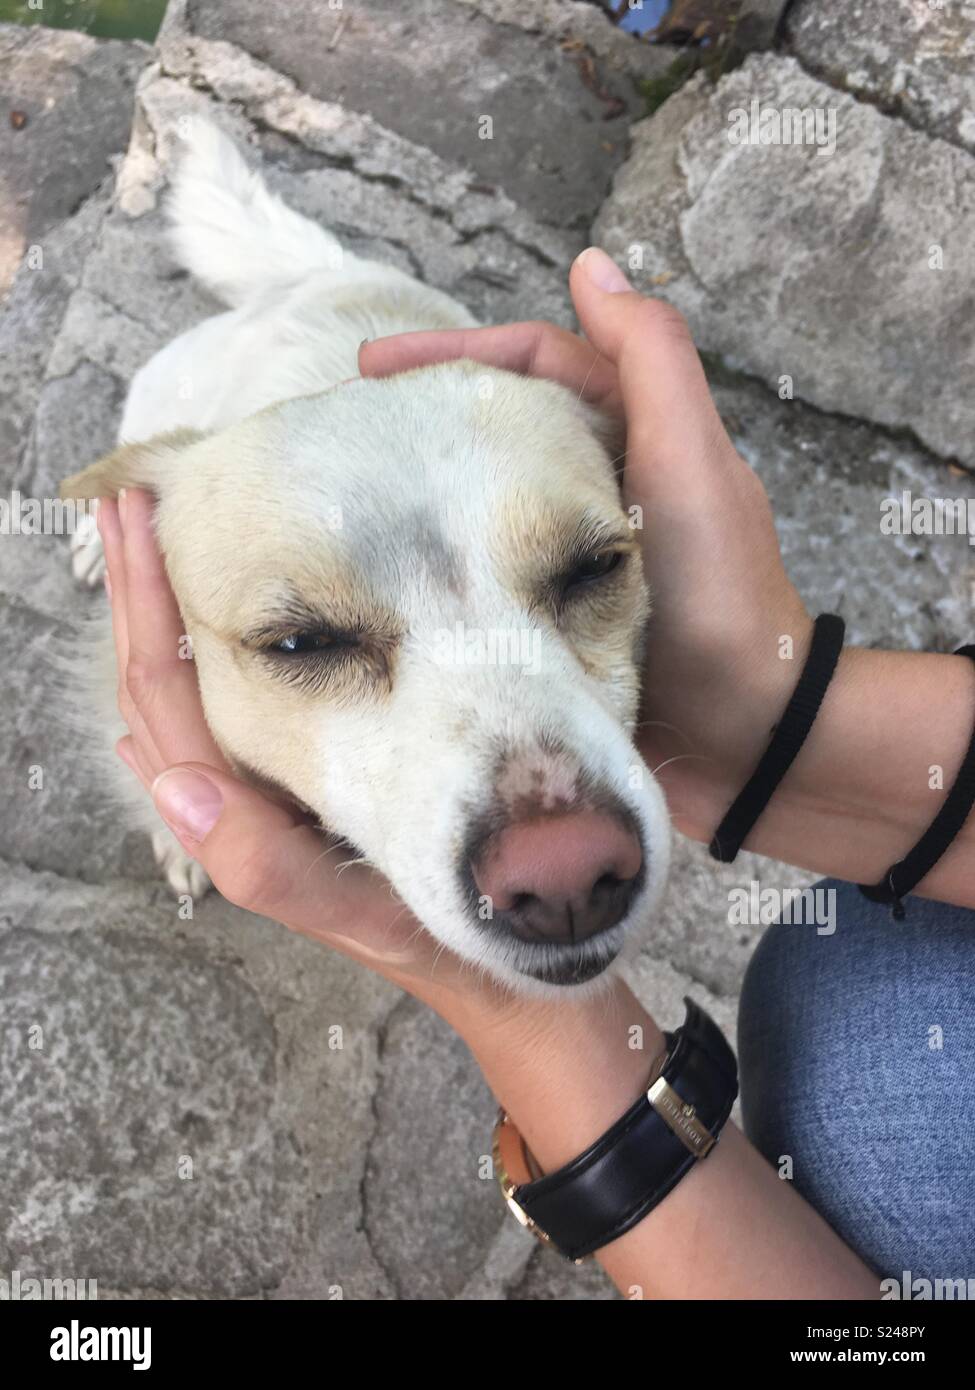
[456,0,682,74]
[788,0,975,156]
[0,588,141,885]
[0,23,149,296]
[513,1245,619,1299]
[0,191,112,490]
[181,0,671,230]
[593,52,975,467]
[365,1000,504,1299]
[741,0,793,48]
[33,360,126,498]
[0,859,400,1299]
[0,882,304,1296]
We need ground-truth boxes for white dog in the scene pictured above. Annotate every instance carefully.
[61,123,671,992]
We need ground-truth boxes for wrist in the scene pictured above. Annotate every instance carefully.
[452,976,666,1173]
[659,606,817,843]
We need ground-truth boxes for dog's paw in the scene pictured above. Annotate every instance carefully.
[70,508,106,588]
[152,827,213,901]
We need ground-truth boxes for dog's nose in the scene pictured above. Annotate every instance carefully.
[470,810,643,945]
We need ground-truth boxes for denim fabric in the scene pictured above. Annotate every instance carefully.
[737,878,975,1280]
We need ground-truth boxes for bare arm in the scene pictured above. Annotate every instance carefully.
[665,640,975,911]
[447,979,880,1300]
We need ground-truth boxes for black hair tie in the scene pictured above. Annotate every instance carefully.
[709,613,846,863]
[858,644,975,919]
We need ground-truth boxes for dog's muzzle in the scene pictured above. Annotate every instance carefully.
[462,799,645,984]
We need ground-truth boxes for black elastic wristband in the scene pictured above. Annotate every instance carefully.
[858,645,975,917]
[709,613,846,863]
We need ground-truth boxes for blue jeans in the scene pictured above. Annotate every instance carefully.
[737,878,975,1280]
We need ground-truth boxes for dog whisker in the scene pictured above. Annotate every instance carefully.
[649,752,710,777]
[335,854,369,877]
[575,350,602,404]
[635,717,695,746]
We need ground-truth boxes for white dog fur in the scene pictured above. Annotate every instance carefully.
[61,122,671,994]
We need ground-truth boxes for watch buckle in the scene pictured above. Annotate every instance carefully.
[493,1109,585,1263]
[647,1076,717,1157]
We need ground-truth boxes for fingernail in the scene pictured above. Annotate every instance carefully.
[152,767,223,843]
[359,337,370,350]
[577,246,631,293]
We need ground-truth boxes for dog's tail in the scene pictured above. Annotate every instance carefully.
[167,120,346,307]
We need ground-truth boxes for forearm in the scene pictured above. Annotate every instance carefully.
[451,983,879,1300]
[669,645,975,909]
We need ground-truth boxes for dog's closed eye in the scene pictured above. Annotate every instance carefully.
[561,548,625,591]
[271,630,360,655]
[241,609,399,695]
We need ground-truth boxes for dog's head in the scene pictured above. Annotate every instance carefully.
[63,361,671,991]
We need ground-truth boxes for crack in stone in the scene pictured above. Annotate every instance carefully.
[243,108,562,272]
[779,35,975,160]
[155,47,563,273]
[700,351,975,478]
[357,991,413,1299]
[76,282,166,339]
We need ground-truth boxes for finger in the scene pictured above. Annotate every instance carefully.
[359,320,622,413]
[98,498,130,674]
[118,489,228,770]
[102,489,182,774]
[120,488,191,670]
[101,496,172,775]
[116,734,157,790]
[569,248,732,482]
[150,763,424,966]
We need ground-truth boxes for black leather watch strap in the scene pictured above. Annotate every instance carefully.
[512,998,738,1262]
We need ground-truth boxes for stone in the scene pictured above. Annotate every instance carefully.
[181,0,672,230]
[593,52,975,467]
[0,23,149,296]
[0,860,399,1299]
[364,1000,505,1300]
[0,872,303,1296]
[513,1245,619,1299]
[0,190,113,490]
[788,0,975,157]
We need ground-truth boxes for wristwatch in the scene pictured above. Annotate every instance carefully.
[492,997,738,1263]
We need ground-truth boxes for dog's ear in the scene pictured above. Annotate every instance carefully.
[59,428,206,500]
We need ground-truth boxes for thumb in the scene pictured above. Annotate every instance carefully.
[151,763,416,957]
[569,247,730,481]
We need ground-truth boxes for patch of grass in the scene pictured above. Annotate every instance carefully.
[638,50,701,115]
[636,12,755,118]
[0,0,166,43]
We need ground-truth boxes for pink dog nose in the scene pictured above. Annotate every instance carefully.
[470,810,643,945]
